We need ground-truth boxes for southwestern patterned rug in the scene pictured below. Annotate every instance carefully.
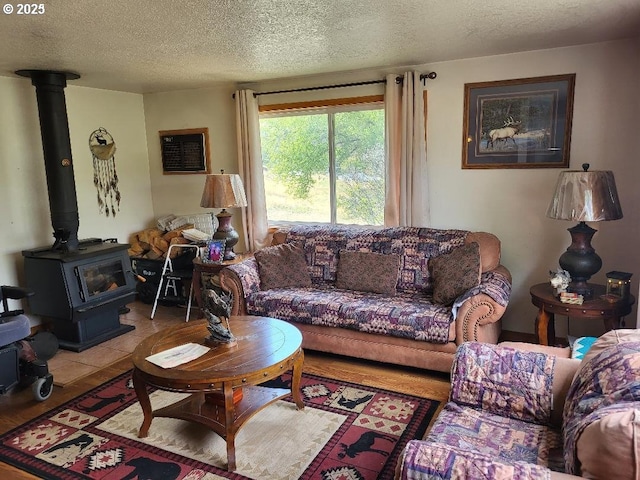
[0,371,439,480]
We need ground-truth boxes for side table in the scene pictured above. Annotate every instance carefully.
[192,254,251,311]
[530,283,635,346]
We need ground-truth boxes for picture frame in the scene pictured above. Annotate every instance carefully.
[462,74,575,169]
[202,239,226,264]
[159,127,211,175]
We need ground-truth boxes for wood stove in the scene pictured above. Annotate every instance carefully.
[17,69,137,352]
[23,239,136,352]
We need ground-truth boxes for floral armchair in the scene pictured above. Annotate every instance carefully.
[398,330,640,479]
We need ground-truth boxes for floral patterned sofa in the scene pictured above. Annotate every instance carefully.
[219,224,511,372]
[398,330,640,479]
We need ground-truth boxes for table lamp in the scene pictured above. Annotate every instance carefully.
[200,171,248,260]
[546,163,623,299]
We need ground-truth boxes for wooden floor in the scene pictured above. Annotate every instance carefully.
[0,301,529,478]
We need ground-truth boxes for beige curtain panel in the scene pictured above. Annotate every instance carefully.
[384,71,430,227]
[235,90,270,252]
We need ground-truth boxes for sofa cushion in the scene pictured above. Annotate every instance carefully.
[335,250,400,295]
[285,225,469,294]
[429,242,481,305]
[254,243,312,290]
[577,408,640,480]
[245,287,455,344]
[563,335,640,476]
[426,402,564,472]
[401,440,555,480]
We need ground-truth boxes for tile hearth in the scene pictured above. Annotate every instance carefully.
[47,301,191,386]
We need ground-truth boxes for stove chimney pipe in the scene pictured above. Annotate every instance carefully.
[16,69,81,253]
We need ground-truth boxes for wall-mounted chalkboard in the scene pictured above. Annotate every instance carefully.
[159,128,211,174]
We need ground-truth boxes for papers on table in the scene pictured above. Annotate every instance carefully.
[145,343,210,368]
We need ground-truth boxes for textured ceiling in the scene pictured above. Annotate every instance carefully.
[0,0,639,93]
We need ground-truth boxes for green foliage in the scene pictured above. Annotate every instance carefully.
[261,114,328,198]
[335,110,384,224]
[260,107,384,225]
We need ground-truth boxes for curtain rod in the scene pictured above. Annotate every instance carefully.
[232,72,437,98]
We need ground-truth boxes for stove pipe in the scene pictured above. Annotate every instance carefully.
[16,69,81,252]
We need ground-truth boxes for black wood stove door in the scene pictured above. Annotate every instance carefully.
[22,239,137,352]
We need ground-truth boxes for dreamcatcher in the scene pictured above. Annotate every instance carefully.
[88,127,121,217]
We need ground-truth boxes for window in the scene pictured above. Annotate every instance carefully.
[259,97,384,226]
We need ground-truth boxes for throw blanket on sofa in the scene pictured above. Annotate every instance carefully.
[245,287,456,343]
[226,225,511,344]
[452,269,512,319]
[286,224,469,294]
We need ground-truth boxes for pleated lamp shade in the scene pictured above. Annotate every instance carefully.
[200,173,248,209]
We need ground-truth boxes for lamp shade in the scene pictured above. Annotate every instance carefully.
[200,173,248,209]
[546,166,623,222]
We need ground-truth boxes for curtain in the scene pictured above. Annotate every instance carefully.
[384,71,430,227]
[235,90,270,252]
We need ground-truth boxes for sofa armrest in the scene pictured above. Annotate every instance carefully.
[398,440,560,480]
[457,264,512,310]
[454,264,511,345]
[450,342,558,425]
[219,257,260,316]
[498,342,580,424]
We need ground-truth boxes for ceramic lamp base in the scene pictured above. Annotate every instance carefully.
[559,221,602,300]
[214,209,239,261]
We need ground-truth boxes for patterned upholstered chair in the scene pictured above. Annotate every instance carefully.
[398,330,640,479]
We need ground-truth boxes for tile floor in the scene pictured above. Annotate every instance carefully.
[47,301,192,386]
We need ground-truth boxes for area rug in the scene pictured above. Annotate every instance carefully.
[0,371,440,480]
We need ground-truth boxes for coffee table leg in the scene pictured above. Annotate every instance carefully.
[132,368,153,437]
[291,349,305,410]
[223,382,237,471]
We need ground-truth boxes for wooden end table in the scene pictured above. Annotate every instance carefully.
[530,283,635,346]
[131,315,304,471]
[192,254,251,310]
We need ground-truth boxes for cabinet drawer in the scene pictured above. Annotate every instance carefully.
[543,302,609,318]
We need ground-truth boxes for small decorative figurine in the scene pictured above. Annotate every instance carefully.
[549,268,571,296]
[202,289,236,347]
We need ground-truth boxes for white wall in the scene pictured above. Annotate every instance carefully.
[0,75,153,319]
[0,76,47,286]
[65,86,154,241]
[142,84,241,246]
[426,39,640,336]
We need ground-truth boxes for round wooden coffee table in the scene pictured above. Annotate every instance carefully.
[131,316,304,471]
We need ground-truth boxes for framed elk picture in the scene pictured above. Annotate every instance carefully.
[462,74,575,169]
